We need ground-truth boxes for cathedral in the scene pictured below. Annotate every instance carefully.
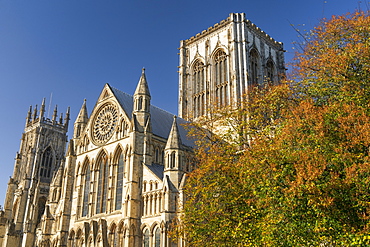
[0,13,284,247]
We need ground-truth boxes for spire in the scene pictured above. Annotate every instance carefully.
[52,105,58,124]
[74,100,88,139]
[132,69,151,131]
[32,105,38,120]
[26,105,32,124]
[59,113,63,124]
[75,99,88,124]
[134,68,151,97]
[165,116,182,149]
[40,98,46,120]
[64,106,70,129]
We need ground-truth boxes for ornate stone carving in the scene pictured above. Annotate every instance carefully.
[91,103,118,145]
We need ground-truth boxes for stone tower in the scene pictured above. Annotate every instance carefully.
[0,99,69,247]
[178,13,285,120]
[0,13,285,247]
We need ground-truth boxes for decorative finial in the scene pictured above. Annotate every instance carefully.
[52,105,58,123]
[33,105,38,120]
[26,105,32,124]
[59,113,63,124]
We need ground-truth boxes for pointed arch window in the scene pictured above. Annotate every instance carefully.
[115,151,124,210]
[155,148,159,163]
[118,120,127,138]
[214,50,227,86]
[82,162,90,217]
[68,231,75,247]
[250,49,260,86]
[193,60,205,94]
[96,152,109,214]
[109,224,118,247]
[40,147,53,179]
[143,229,149,247]
[138,96,143,110]
[171,152,176,168]
[213,50,228,107]
[192,60,205,118]
[265,60,275,83]
[154,227,161,247]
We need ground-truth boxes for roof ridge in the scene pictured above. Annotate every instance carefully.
[110,85,134,98]
[111,84,183,119]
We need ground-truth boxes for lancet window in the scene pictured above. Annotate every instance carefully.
[96,152,109,214]
[118,120,128,139]
[40,147,53,179]
[115,150,125,210]
[68,230,75,247]
[138,96,143,110]
[250,48,260,86]
[82,161,90,217]
[192,60,205,118]
[213,50,228,107]
[143,229,150,247]
[214,50,227,86]
[154,147,163,164]
[109,224,118,247]
[154,227,161,247]
[265,60,275,83]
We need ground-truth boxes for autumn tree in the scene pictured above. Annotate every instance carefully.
[173,10,370,247]
[291,10,370,106]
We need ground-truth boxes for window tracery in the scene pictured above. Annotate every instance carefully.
[117,120,128,139]
[143,229,149,247]
[40,147,53,180]
[214,49,227,86]
[82,161,90,217]
[213,49,228,107]
[115,150,124,210]
[192,60,205,118]
[154,227,161,247]
[96,152,109,214]
[250,48,260,86]
[265,60,275,83]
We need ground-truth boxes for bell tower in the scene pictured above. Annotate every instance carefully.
[178,13,285,120]
[1,98,69,247]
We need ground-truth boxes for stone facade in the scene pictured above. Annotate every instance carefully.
[0,13,284,247]
[178,13,285,120]
[0,101,70,247]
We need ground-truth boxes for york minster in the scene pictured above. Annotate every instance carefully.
[0,13,284,247]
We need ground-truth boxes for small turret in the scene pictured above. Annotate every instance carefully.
[132,69,152,132]
[164,116,185,188]
[74,99,88,139]
[134,68,151,113]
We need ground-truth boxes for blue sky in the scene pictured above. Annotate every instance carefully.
[0,0,364,204]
